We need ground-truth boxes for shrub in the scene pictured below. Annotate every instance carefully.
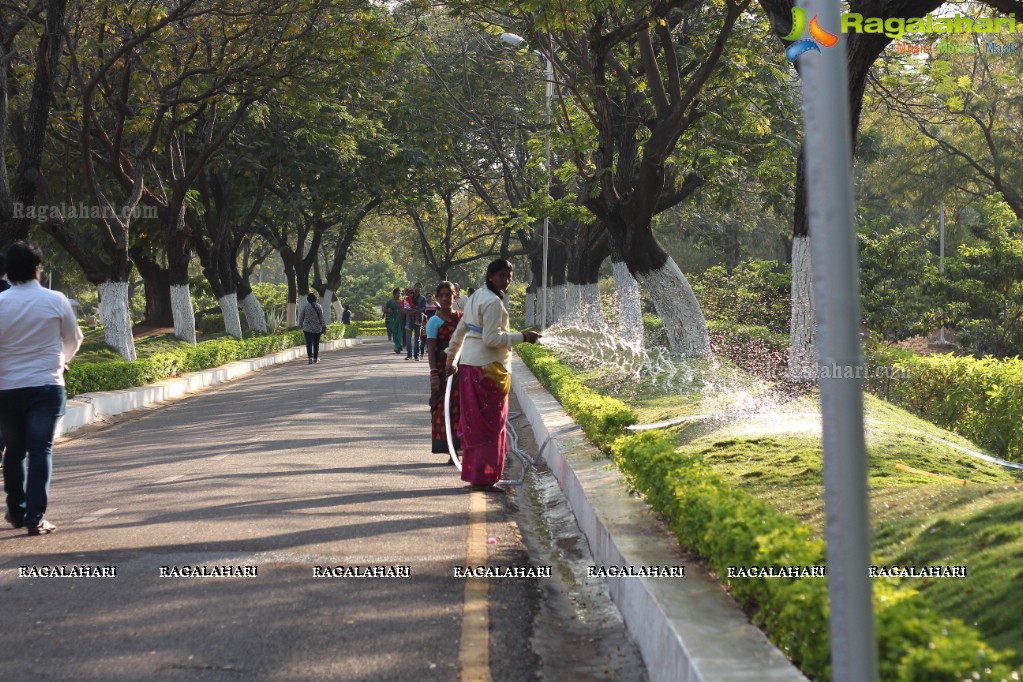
[866,351,1023,461]
[66,324,347,397]
[691,259,792,333]
[198,313,225,335]
[517,344,1019,681]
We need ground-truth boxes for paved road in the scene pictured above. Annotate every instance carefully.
[0,339,645,681]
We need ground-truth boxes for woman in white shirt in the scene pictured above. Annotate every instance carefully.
[446,259,540,490]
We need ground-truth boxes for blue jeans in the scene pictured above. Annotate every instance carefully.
[405,324,419,358]
[0,385,67,526]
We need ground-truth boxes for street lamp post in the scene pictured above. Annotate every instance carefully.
[500,32,552,331]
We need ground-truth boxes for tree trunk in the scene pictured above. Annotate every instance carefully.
[568,224,608,329]
[562,283,582,326]
[168,231,195,343]
[611,259,644,349]
[320,289,335,325]
[580,283,604,330]
[134,256,174,328]
[218,294,243,339]
[525,291,536,327]
[98,280,137,361]
[0,0,69,248]
[284,256,297,327]
[240,292,267,333]
[170,284,197,344]
[635,259,711,358]
[788,235,816,381]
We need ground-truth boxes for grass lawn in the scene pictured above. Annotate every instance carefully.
[595,356,1023,659]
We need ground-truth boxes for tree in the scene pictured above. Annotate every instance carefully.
[858,222,938,343]
[0,0,70,248]
[872,29,1023,219]
[757,0,1023,378]
[940,200,1023,358]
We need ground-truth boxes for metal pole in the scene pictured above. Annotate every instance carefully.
[540,55,553,331]
[798,0,878,680]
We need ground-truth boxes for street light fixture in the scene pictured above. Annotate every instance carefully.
[500,32,553,331]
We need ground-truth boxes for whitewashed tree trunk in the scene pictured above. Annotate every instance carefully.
[98,281,137,361]
[635,258,712,358]
[170,284,197,344]
[788,235,817,381]
[320,290,335,325]
[240,293,267,333]
[551,284,569,326]
[332,299,343,324]
[563,283,583,326]
[218,294,243,338]
[525,292,536,327]
[286,302,297,328]
[581,283,605,330]
[612,260,644,349]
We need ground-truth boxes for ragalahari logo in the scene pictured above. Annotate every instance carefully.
[784,7,840,62]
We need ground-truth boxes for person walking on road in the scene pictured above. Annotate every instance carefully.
[0,253,9,471]
[298,293,326,364]
[446,259,540,490]
[404,284,425,361]
[341,303,352,325]
[385,288,404,353]
[0,241,84,535]
[427,281,463,458]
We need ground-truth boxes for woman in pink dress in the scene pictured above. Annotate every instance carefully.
[446,259,540,490]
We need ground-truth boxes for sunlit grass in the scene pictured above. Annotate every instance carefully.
[552,335,1023,661]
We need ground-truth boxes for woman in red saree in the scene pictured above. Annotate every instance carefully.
[445,260,541,490]
[427,281,462,459]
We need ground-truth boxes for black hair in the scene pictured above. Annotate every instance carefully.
[306,293,317,304]
[436,280,454,297]
[5,240,43,283]
[0,252,5,277]
[392,287,401,296]
[484,258,513,299]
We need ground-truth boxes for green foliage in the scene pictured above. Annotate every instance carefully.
[198,314,226,335]
[867,351,1023,462]
[250,283,290,315]
[691,259,791,333]
[66,325,349,397]
[940,203,1023,358]
[858,221,940,343]
[516,344,636,444]
[517,344,1019,680]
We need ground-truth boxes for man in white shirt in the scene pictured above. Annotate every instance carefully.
[0,241,83,535]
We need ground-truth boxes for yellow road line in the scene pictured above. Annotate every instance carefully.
[459,490,492,682]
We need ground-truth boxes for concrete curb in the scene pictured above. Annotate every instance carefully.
[511,357,808,682]
[57,338,363,438]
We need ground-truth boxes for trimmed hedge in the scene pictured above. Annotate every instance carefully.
[706,320,1023,462]
[866,350,1023,462]
[66,324,351,397]
[352,321,387,335]
[516,343,1019,681]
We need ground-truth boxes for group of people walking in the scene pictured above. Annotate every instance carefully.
[390,260,540,491]
[0,251,537,540]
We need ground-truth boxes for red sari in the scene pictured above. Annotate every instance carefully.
[430,311,462,454]
[457,362,511,486]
